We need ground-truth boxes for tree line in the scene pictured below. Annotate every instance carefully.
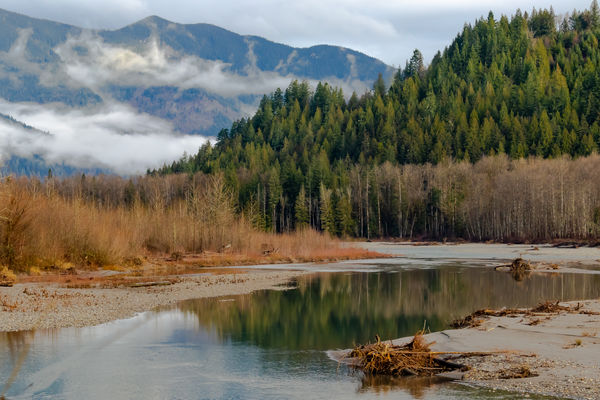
[155,2,600,241]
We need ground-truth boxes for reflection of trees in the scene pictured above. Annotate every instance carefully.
[179,269,600,350]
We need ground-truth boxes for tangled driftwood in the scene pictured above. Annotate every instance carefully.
[346,332,481,377]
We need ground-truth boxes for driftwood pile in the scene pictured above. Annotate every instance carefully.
[507,258,532,271]
[346,331,544,381]
[495,258,533,281]
[347,333,468,377]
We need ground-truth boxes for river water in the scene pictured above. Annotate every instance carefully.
[2,250,599,399]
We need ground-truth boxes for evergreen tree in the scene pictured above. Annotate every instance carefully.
[319,183,335,235]
[404,49,425,79]
[294,185,309,228]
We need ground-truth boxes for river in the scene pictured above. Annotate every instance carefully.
[2,244,599,399]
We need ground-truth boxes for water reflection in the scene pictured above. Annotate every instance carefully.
[359,375,454,398]
[1,266,598,399]
[510,269,531,281]
[178,267,600,350]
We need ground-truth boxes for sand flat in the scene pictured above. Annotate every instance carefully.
[383,300,600,399]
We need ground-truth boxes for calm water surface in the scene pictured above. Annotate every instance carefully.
[3,261,599,400]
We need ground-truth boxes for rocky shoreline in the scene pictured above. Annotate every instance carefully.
[0,270,306,332]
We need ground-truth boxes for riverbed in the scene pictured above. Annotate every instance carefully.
[1,243,599,399]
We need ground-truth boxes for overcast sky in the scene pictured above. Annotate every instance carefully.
[0,0,593,67]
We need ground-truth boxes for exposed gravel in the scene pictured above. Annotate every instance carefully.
[0,270,307,332]
[463,353,600,400]
[385,300,600,400]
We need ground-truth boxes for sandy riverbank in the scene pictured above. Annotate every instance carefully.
[446,300,600,400]
[0,245,384,333]
[0,270,307,332]
[354,241,600,265]
[336,299,600,400]
[332,243,600,399]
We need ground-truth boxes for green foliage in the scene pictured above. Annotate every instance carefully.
[294,185,309,229]
[156,3,600,238]
[529,7,556,37]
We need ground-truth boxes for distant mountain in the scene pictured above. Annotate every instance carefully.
[0,8,393,132]
[99,16,389,81]
[0,8,393,175]
[0,155,108,178]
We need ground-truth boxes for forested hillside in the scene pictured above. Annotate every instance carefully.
[157,3,600,241]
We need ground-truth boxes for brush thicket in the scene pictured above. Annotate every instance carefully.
[0,175,372,274]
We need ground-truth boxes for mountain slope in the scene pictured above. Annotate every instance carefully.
[0,8,393,175]
[99,15,387,81]
[0,8,80,58]
[0,8,393,133]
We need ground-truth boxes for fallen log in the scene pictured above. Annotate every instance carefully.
[129,281,173,288]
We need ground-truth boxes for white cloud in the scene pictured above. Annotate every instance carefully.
[0,100,208,174]
[54,34,297,97]
[49,33,367,98]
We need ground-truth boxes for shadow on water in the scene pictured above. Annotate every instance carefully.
[510,268,530,281]
[359,374,561,400]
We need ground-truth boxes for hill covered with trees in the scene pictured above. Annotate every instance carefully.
[157,3,600,241]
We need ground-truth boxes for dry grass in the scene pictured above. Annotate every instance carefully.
[497,365,537,379]
[0,267,16,287]
[563,339,584,349]
[0,176,379,279]
[0,295,21,311]
[530,301,575,313]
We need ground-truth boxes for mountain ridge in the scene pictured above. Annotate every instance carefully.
[0,7,393,176]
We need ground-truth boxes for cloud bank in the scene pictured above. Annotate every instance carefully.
[0,100,208,175]
[53,34,369,98]
[55,35,298,97]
